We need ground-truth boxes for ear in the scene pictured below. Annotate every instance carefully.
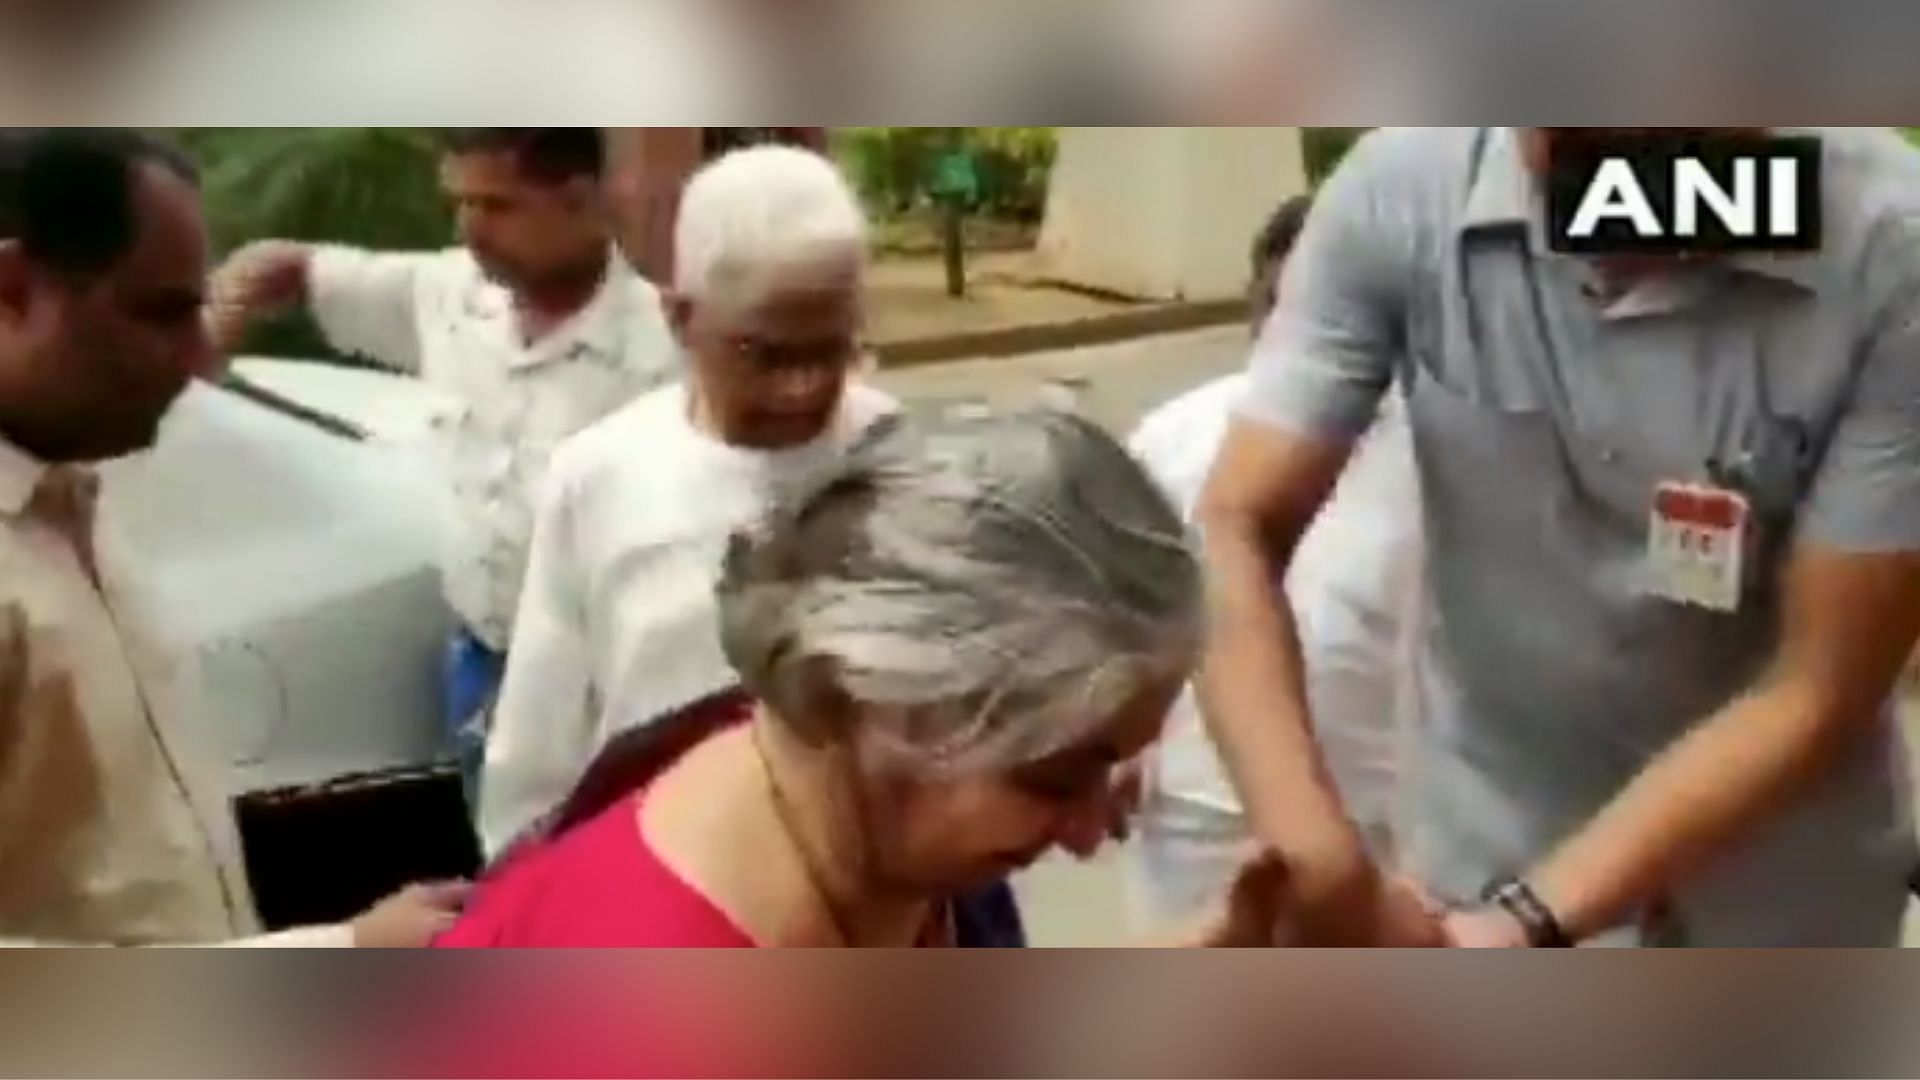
[664,289,695,348]
[564,175,608,219]
[0,241,32,326]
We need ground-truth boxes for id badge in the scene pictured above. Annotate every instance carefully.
[1647,482,1751,613]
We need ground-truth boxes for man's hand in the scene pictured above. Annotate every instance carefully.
[208,240,311,353]
[1286,856,1448,948]
[350,882,470,948]
[1442,907,1531,949]
[1190,850,1295,947]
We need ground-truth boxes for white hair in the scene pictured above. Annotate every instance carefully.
[673,145,869,303]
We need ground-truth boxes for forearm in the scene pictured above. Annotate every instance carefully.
[1531,680,1849,941]
[1197,520,1364,871]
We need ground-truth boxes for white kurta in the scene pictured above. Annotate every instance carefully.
[479,382,897,855]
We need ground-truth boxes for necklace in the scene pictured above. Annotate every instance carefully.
[752,725,861,947]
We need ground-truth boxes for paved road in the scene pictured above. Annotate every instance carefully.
[876,323,1254,436]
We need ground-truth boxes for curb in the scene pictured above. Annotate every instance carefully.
[873,298,1248,371]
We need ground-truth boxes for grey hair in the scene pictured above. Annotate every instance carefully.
[717,405,1203,776]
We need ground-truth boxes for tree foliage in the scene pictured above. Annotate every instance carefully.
[832,127,1058,223]
[172,127,455,360]
[1303,127,1370,187]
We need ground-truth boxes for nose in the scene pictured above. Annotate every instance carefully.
[1052,786,1115,861]
[766,359,840,409]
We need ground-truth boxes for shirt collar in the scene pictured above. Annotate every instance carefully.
[507,246,640,372]
[1459,126,1828,294]
[1460,127,1536,235]
[0,433,48,517]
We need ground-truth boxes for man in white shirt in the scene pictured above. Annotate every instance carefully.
[1127,196,1424,927]
[479,146,896,856]
[208,130,679,803]
[0,128,457,946]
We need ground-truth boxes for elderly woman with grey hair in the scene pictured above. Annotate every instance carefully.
[438,406,1291,948]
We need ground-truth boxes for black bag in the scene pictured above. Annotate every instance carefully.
[234,764,483,932]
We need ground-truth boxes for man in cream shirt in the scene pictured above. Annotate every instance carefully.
[480,146,895,855]
[210,130,678,802]
[0,129,457,947]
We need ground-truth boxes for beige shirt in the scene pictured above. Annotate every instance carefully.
[0,437,253,945]
[0,437,359,948]
[308,246,678,650]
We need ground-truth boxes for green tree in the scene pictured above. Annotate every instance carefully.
[832,127,1057,223]
[1303,127,1370,187]
[173,127,455,360]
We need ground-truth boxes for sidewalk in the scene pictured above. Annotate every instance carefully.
[867,251,1245,369]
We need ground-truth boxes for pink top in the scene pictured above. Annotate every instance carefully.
[436,789,755,949]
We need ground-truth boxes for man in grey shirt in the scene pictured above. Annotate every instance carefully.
[1200,127,1920,947]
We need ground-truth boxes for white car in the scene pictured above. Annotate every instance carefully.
[98,361,471,926]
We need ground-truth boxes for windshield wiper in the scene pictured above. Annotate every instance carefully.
[220,373,368,443]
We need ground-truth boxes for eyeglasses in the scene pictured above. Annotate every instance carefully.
[726,333,868,376]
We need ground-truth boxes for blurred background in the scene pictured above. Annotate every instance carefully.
[170,126,1376,364]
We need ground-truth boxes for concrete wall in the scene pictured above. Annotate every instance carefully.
[1038,127,1308,302]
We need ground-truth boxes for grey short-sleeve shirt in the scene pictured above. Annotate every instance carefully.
[1238,127,1920,944]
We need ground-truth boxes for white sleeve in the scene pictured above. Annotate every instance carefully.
[306,246,431,374]
[479,460,599,858]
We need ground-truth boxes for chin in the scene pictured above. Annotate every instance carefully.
[743,421,826,451]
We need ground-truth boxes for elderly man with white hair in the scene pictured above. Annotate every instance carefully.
[478,146,896,857]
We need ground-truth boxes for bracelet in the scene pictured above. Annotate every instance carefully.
[1482,878,1574,948]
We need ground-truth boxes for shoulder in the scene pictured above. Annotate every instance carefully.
[1129,375,1248,459]
[1326,126,1484,213]
[559,383,688,470]
[443,792,749,949]
[544,384,690,504]
[439,795,648,949]
[1805,128,1920,304]
[838,383,901,438]
[1300,128,1485,290]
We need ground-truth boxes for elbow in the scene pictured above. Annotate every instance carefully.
[1195,487,1304,575]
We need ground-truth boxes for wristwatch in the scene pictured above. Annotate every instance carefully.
[1482,878,1574,948]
